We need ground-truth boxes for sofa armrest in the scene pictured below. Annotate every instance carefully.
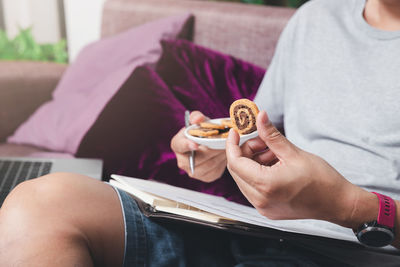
[0,61,67,142]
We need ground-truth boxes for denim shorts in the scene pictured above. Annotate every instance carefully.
[113,187,348,267]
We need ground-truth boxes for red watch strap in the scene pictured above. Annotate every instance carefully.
[372,192,396,229]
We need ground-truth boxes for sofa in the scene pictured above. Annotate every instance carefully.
[0,0,294,159]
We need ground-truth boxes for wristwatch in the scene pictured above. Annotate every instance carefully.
[354,192,396,247]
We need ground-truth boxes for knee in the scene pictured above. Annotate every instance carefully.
[2,172,92,209]
[0,173,102,265]
[0,174,76,246]
[0,173,99,231]
[0,173,101,242]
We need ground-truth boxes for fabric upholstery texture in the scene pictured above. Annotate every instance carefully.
[102,0,295,69]
[157,39,264,118]
[0,62,67,143]
[77,40,265,204]
[76,66,186,181]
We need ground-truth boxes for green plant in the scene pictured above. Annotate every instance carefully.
[284,0,309,7]
[0,28,68,63]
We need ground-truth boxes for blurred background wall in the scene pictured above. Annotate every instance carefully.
[64,0,107,62]
[0,0,5,30]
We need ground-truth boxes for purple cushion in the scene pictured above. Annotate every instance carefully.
[78,40,265,205]
[156,39,265,119]
[77,66,234,196]
[76,66,187,182]
[8,14,193,154]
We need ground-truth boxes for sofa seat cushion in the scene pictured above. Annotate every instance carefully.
[0,143,73,158]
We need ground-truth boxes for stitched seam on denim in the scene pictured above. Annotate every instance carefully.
[108,185,128,267]
[116,189,146,267]
[138,204,148,267]
[131,199,147,267]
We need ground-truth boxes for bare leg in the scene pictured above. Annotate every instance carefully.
[0,173,125,267]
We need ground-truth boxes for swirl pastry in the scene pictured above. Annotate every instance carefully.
[229,99,259,135]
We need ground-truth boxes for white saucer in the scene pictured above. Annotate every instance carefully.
[184,118,258,150]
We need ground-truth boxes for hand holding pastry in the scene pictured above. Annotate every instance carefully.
[226,110,370,228]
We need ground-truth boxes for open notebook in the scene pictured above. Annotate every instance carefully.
[109,175,400,263]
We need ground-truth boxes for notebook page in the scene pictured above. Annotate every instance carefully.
[110,179,231,223]
[111,175,357,243]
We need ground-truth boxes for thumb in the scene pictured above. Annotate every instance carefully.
[257,110,297,160]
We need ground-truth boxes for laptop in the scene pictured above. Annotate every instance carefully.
[0,156,103,206]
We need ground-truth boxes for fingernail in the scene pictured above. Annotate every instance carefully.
[191,115,201,123]
[259,110,268,124]
[189,143,198,150]
[227,128,235,140]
